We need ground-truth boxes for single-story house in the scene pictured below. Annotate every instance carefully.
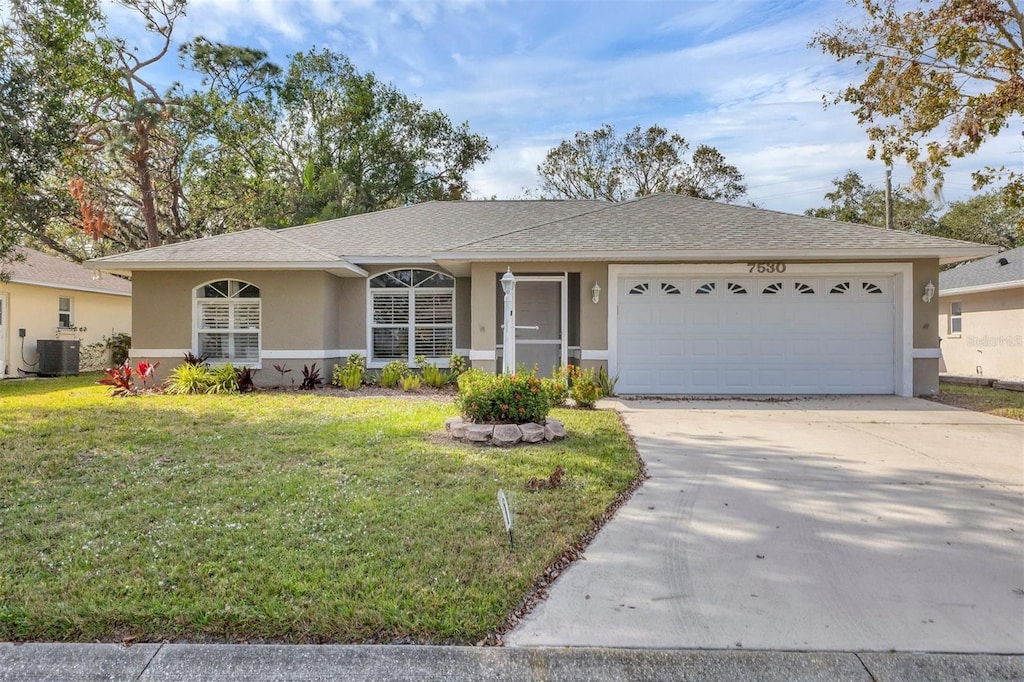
[1,246,132,377]
[87,193,994,396]
[938,245,1023,380]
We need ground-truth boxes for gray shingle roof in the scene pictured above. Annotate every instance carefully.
[90,228,345,265]
[3,247,131,295]
[88,195,993,271]
[939,246,1024,291]
[277,200,605,258]
[443,193,991,255]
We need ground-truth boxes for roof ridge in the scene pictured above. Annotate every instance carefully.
[278,201,433,236]
[440,200,613,250]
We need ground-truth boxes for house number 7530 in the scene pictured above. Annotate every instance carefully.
[747,262,787,274]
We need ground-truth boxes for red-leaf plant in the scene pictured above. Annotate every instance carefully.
[98,360,160,397]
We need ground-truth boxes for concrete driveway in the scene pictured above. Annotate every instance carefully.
[507,397,1024,653]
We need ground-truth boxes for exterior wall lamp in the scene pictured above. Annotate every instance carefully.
[501,268,516,374]
[922,280,935,303]
[591,282,601,304]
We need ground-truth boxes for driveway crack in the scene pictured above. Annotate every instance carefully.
[853,652,879,681]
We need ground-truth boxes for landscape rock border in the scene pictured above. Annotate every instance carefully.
[445,417,566,447]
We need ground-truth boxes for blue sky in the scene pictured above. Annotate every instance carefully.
[110,0,1021,214]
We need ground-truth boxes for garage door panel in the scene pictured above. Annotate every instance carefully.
[616,273,896,395]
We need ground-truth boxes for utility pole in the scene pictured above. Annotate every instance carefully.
[884,167,894,230]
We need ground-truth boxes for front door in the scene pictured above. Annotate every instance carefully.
[514,279,565,377]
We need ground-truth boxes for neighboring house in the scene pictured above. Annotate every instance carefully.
[87,194,993,396]
[938,246,1024,380]
[0,247,132,377]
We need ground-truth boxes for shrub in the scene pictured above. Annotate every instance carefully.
[235,366,258,393]
[300,363,323,390]
[182,351,208,366]
[596,365,618,398]
[542,366,570,407]
[448,354,468,379]
[380,360,408,388]
[569,366,601,409]
[164,363,213,395]
[81,333,132,371]
[415,355,449,389]
[333,355,365,391]
[457,368,550,424]
[163,363,240,395]
[99,363,135,397]
[400,374,422,392]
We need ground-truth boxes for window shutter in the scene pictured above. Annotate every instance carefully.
[233,302,260,330]
[373,292,410,324]
[199,302,230,329]
[414,291,453,324]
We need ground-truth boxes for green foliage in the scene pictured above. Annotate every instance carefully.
[448,353,468,379]
[380,360,409,388]
[80,332,131,371]
[811,0,1023,208]
[400,374,422,392]
[457,368,551,424]
[332,354,366,391]
[595,366,618,398]
[932,190,1022,249]
[537,123,746,203]
[568,366,602,409]
[163,363,240,395]
[415,355,449,388]
[805,171,937,232]
[542,366,570,407]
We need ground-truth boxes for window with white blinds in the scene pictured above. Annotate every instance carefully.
[369,269,454,364]
[195,280,261,364]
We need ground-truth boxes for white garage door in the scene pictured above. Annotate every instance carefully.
[616,275,895,394]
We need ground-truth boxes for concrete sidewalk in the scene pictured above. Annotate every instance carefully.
[1,643,1022,681]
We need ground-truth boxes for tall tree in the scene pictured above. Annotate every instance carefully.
[0,0,112,263]
[277,48,492,223]
[933,189,1023,248]
[805,170,939,233]
[811,0,1024,209]
[537,124,746,203]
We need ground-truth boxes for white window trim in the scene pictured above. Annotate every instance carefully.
[949,301,963,337]
[192,279,262,368]
[58,296,73,329]
[365,269,456,368]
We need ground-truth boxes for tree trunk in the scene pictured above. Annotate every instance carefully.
[133,121,161,248]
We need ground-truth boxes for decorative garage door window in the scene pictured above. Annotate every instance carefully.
[627,281,651,295]
[370,269,454,364]
[195,279,260,364]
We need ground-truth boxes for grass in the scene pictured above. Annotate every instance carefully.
[0,374,640,644]
[929,383,1024,421]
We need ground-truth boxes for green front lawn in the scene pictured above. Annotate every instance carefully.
[930,383,1024,421]
[0,375,640,643]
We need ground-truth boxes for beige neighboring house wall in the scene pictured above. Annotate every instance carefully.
[0,248,131,377]
[938,287,1024,380]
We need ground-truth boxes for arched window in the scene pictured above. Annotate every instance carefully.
[194,279,261,364]
[369,269,454,364]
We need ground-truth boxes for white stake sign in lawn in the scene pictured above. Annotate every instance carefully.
[497,489,514,551]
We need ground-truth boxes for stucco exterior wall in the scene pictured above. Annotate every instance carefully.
[129,270,340,383]
[912,259,941,395]
[0,281,131,377]
[938,287,1024,380]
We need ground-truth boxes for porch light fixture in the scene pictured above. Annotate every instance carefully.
[922,280,935,303]
[501,268,516,374]
[591,282,601,304]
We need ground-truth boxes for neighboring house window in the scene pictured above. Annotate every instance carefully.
[369,269,454,364]
[950,301,962,335]
[195,280,261,364]
[58,297,73,328]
